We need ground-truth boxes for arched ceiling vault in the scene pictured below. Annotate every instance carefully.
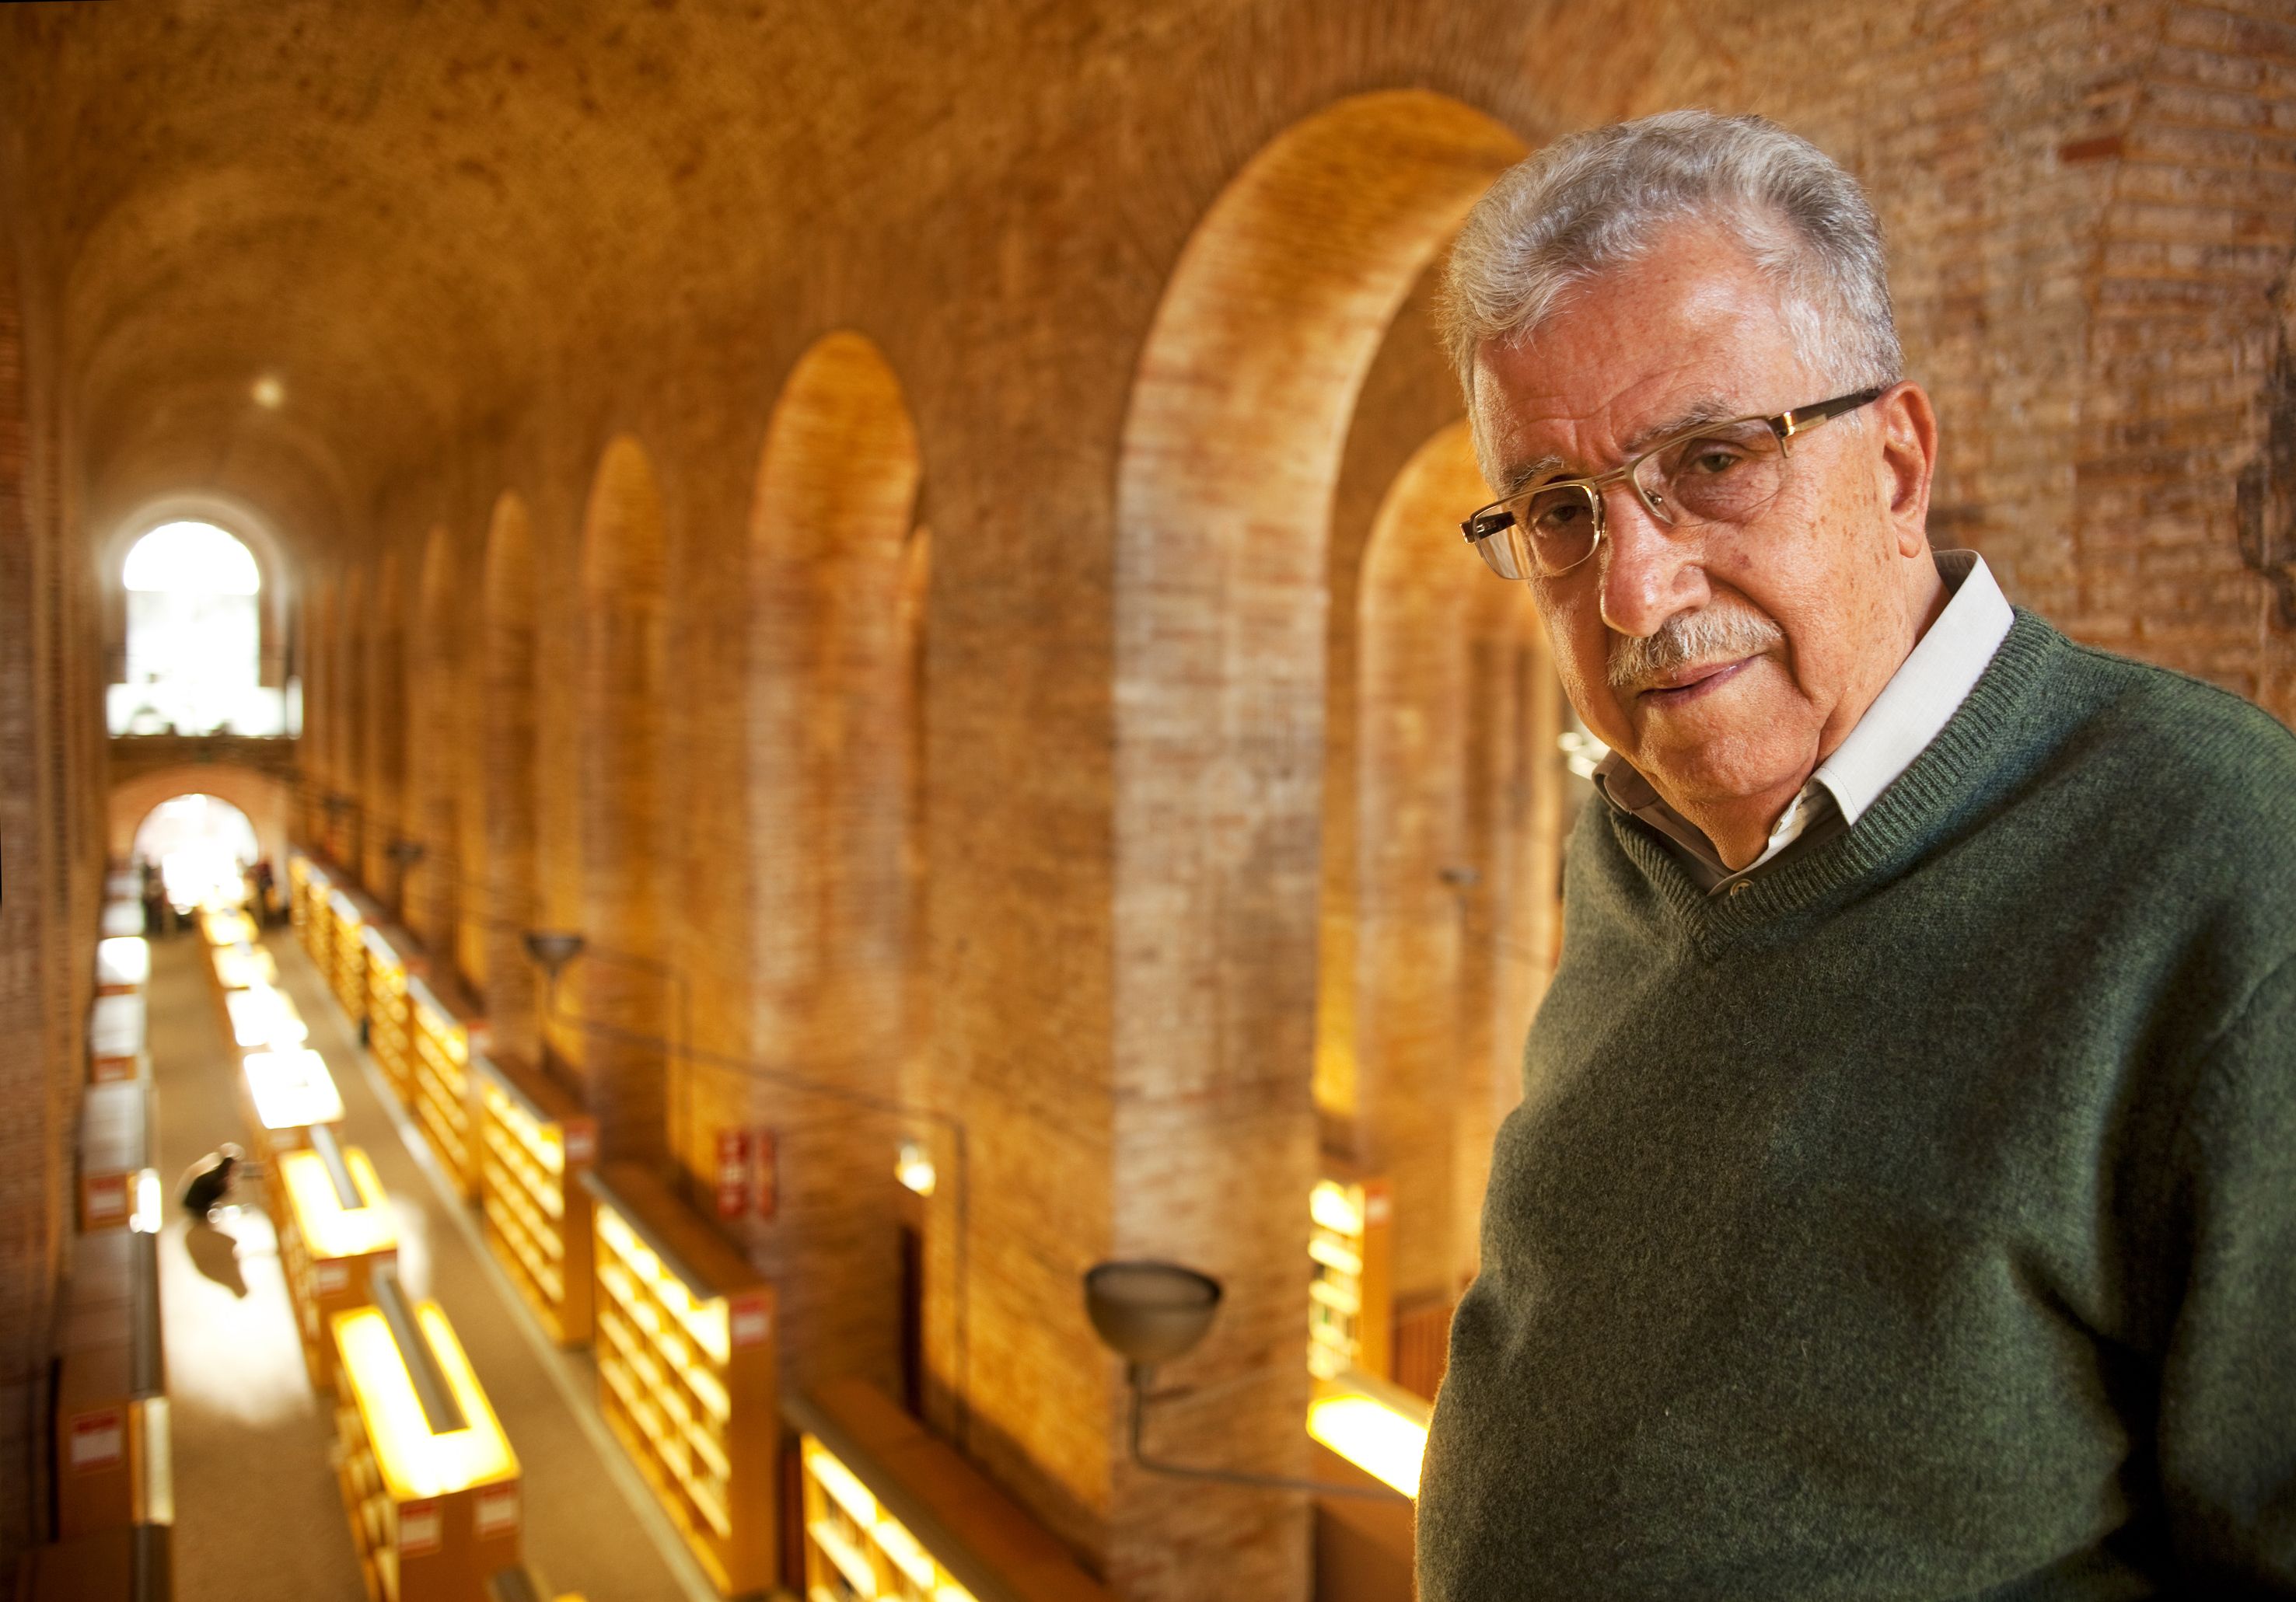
[0,0,1025,565]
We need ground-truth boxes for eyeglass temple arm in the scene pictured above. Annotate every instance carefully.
[1778,384,1890,441]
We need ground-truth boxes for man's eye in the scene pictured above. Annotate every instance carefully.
[1683,445,1749,476]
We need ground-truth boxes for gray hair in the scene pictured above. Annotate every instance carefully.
[1441,110,1901,460]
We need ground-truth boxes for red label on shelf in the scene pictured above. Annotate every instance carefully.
[84,1174,127,1222]
[314,1259,349,1295]
[398,1499,442,1555]
[68,1409,124,1472]
[730,1293,771,1349]
[475,1482,519,1539]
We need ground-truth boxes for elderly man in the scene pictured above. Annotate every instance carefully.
[1416,112,2296,1598]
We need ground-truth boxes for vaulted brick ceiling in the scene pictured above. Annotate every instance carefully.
[0,0,1221,559]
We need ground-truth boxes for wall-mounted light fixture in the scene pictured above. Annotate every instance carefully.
[1081,1261,1403,1501]
[520,930,587,987]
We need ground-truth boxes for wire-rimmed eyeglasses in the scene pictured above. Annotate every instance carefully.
[1460,386,1887,581]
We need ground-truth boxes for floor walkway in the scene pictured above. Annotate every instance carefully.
[147,923,716,1601]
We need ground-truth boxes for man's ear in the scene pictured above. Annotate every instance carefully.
[1875,381,1938,558]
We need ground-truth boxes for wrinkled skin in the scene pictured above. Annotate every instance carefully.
[1471,219,1943,869]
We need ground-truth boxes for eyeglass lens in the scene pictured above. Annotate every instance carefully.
[1469,417,1792,580]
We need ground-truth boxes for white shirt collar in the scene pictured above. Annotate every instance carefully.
[1592,550,2013,882]
[1808,549,2013,826]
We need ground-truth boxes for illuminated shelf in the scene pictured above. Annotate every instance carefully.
[365,925,423,1109]
[100,899,144,940]
[1307,1170,1393,1382]
[330,1272,521,1602]
[280,1129,399,1395]
[800,1437,977,1602]
[1305,1368,1429,1500]
[408,976,487,1200]
[474,1053,596,1347]
[788,1379,1112,1602]
[327,889,377,1026]
[582,1163,775,1597]
[292,854,336,973]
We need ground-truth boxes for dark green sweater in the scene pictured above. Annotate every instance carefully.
[1417,614,2296,1600]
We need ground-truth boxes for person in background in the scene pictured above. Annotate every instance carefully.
[1417,110,2296,1598]
[177,1143,245,1222]
[139,858,164,937]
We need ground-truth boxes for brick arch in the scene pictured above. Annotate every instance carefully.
[405,523,463,963]
[1452,564,1562,1288]
[109,764,291,876]
[730,329,924,1396]
[1105,89,1525,1593]
[1351,420,1497,1309]
[327,565,369,870]
[571,435,670,1160]
[480,491,539,1060]
[301,575,337,842]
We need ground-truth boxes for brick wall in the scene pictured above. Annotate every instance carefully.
[0,160,96,1591]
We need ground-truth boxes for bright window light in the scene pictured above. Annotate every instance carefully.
[132,793,260,912]
[123,521,261,595]
[114,521,278,735]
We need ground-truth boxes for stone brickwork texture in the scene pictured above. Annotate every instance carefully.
[2,2,2294,1597]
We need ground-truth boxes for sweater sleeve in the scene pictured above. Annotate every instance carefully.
[2157,952,2296,1594]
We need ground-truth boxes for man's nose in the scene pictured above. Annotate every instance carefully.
[1598,482,1710,638]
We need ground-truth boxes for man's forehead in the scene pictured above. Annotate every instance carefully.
[1483,384,1747,493]
[1470,245,1812,492]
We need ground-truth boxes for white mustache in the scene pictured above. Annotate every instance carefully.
[1607,607,1784,692]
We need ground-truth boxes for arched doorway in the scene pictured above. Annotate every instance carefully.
[732,330,925,1397]
[361,550,408,899]
[327,565,369,870]
[1354,423,1491,1307]
[571,436,671,1160]
[1106,90,1526,1598]
[1350,422,1561,1394]
[302,577,338,843]
[406,525,464,965]
[128,792,263,913]
[481,493,540,1062]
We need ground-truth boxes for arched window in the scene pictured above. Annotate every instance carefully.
[110,520,284,735]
